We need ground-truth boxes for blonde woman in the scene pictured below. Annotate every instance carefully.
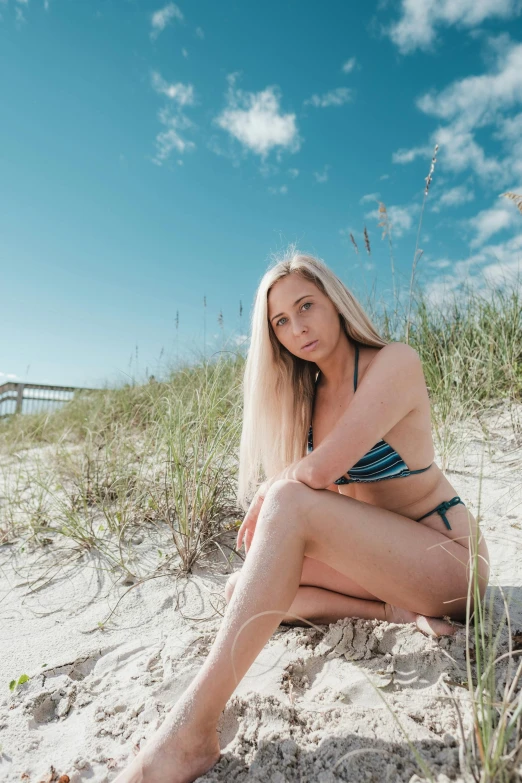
[114,249,490,783]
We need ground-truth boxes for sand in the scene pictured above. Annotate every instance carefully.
[0,403,521,783]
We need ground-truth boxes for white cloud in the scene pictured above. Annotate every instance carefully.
[494,110,522,169]
[182,47,188,58]
[392,145,432,164]
[268,185,288,195]
[432,126,503,180]
[232,333,249,347]
[214,75,300,159]
[15,4,26,23]
[195,26,204,39]
[152,107,196,164]
[360,192,380,204]
[432,184,475,211]
[150,72,197,164]
[304,88,353,108]
[380,173,390,180]
[0,372,18,381]
[258,161,280,178]
[468,200,521,246]
[427,258,452,269]
[424,232,522,305]
[342,56,358,73]
[151,3,183,40]
[151,71,195,106]
[392,39,522,186]
[314,164,331,183]
[150,72,196,164]
[417,42,522,127]
[287,168,299,178]
[0,0,29,21]
[388,0,522,55]
[365,203,419,238]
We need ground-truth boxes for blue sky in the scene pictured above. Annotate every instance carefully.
[1,0,522,389]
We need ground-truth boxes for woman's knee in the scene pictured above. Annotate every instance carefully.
[261,479,313,521]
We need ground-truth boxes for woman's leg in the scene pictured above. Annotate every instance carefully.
[114,479,487,783]
[225,564,461,632]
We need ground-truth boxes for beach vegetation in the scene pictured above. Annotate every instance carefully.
[9,674,29,691]
[1,183,521,782]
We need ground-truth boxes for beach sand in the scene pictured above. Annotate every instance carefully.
[1,403,521,783]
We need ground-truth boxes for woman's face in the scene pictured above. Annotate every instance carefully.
[267,273,342,359]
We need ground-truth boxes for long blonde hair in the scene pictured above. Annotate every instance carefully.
[237,246,388,510]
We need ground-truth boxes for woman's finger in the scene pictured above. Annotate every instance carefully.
[249,495,263,524]
[237,486,267,552]
[237,522,246,550]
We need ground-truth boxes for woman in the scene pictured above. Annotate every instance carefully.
[114,250,490,783]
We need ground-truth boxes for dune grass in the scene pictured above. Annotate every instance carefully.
[1,277,521,779]
[2,170,522,779]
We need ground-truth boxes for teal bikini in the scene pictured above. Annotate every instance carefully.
[307,342,465,530]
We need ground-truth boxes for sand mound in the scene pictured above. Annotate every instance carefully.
[1,408,521,782]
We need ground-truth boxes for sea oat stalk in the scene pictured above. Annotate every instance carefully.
[406,143,438,344]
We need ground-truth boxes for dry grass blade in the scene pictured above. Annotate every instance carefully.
[363,225,371,255]
[500,192,522,215]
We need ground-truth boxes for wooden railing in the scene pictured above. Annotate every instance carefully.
[0,382,97,418]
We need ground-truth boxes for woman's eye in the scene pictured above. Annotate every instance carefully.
[276,302,312,327]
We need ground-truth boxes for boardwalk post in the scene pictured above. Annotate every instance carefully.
[16,383,25,414]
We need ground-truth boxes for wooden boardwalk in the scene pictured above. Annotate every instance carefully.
[0,382,96,417]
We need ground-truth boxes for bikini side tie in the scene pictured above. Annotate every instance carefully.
[417,496,464,531]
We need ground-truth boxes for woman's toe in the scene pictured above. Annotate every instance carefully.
[415,614,460,638]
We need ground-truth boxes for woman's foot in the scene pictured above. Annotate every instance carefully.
[384,603,462,638]
[111,712,221,783]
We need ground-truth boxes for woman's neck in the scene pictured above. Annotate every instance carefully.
[315,338,357,393]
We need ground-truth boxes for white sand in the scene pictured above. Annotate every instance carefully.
[1,404,521,783]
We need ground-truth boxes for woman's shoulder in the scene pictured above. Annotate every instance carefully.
[363,340,419,361]
[361,341,422,380]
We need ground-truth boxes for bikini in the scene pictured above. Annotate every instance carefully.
[307,342,464,531]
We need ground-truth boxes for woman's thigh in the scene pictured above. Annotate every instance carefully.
[260,480,489,620]
[300,556,381,601]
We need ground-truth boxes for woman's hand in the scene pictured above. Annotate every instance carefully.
[235,461,308,554]
[236,480,270,554]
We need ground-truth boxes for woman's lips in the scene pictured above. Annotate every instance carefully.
[302,340,318,352]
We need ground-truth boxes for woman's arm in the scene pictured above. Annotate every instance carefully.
[251,342,424,498]
[298,342,425,489]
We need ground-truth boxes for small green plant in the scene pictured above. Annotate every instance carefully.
[9,674,29,691]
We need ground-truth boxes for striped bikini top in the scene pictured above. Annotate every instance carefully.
[307,343,433,485]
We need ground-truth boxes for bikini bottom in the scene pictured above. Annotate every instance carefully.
[415,496,464,531]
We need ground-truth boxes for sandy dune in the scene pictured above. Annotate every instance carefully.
[1,404,521,782]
